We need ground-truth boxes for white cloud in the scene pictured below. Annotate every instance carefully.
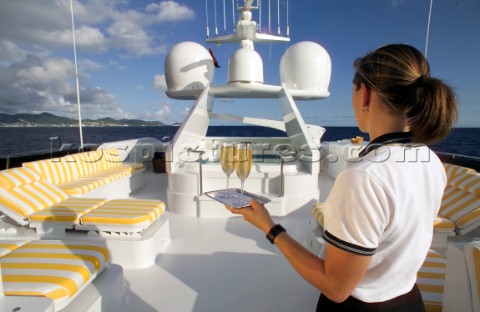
[153,74,167,91]
[0,54,124,119]
[146,1,195,22]
[0,1,196,119]
[107,20,165,55]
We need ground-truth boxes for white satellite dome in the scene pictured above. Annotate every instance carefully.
[165,41,215,99]
[280,41,331,93]
[228,48,264,84]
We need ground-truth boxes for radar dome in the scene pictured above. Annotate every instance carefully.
[165,42,215,99]
[228,48,263,84]
[280,41,331,93]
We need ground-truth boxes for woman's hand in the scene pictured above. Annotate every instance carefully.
[226,199,275,234]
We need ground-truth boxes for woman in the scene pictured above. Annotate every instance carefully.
[226,44,457,311]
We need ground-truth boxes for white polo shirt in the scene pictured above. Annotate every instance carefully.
[322,137,446,302]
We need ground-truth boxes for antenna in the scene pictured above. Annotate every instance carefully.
[214,0,218,36]
[223,0,227,34]
[268,0,271,34]
[286,0,289,37]
[277,0,280,35]
[425,0,433,58]
[206,0,210,38]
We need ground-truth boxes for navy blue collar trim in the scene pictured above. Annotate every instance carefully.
[359,132,413,157]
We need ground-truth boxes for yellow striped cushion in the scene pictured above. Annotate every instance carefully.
[0,240,109,311]
[57,175,111,196]
[0,180,68,220]
[417,249,447,312]
[311,202,325,227]
[433,216,455,233]
[443,163,475,181]
[66,152,103,178]
[0,241,27,257]
[0,167,42,189]
[80,199,165,231]
[450,170,480,196]
[465,242,480,312]
[440,185,480,230]
[29,198,107,223]
[23,158,76,185]
[99,148,122,170]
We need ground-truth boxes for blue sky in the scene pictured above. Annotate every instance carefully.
[0,0,479,127]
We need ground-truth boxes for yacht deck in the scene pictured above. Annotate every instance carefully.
[121,171,329,312]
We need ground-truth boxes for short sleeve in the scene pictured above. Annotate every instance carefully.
[322,169,391,256]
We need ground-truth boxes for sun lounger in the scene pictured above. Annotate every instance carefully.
[23,148,144,199]
[0,239,109,311]
[0,167,165,235]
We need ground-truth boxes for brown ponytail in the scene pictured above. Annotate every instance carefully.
[353,44,457,145]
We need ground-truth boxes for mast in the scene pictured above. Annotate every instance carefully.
[69,0,84,148]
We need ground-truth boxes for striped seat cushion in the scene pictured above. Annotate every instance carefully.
[433,216,455,233]
[0,240,109,311]
[0,168,69,225]
[440,185,480,231]
[0,167,43,189]
[0,241,28,257]
[449,170,480,196]
[311,202,325,227]
[443,163,475,181]
[79,199,165,233]
[29,198,107,224]
[465,241,480,312]
[23,158,76,185]
[98,148,122,170]
[417,249,447,312]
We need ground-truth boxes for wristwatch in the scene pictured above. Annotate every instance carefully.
[266,224,286,244]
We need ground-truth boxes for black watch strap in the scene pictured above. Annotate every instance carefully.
[266,224,286,244]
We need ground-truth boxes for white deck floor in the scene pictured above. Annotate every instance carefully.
[122,171,329,312]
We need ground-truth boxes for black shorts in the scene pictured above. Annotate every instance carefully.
[316,284,425,312]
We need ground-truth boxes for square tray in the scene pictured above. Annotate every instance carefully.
[205,188,271,208]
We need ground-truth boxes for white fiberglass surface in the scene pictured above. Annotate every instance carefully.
[124,172,324,312]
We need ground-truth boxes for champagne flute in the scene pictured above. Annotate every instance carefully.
[220,141,235,198]
[235,142,252,205]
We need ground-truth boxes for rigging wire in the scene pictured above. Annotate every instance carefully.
[205,0,210,38]
[425,0,433,58]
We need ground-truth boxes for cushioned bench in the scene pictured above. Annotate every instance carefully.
[23,148,144,199]
[0,240,109,311]
[417,249,447,312]
[464,241,480,312]
[0,167,165,235]
[439,163,480,235]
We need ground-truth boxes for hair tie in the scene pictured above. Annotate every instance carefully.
[415,75,427,87]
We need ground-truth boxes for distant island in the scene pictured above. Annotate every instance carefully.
[0,112,166,127]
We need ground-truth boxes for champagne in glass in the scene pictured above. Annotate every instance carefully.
[220,142,235,198]
[235,142,252,205]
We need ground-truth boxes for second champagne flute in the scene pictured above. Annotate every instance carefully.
[235,142,252,205]
[220,141,235,198]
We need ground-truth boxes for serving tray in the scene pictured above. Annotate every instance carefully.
[205,188,271,208]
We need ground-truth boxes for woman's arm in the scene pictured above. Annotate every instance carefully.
[226,199,371,303]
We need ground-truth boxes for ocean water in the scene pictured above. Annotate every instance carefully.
[0,126,479,158]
